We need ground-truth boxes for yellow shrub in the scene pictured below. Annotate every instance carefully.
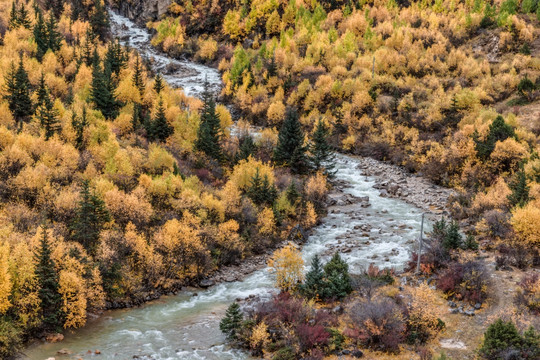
[511,204,540,246]
[196,37,218,61]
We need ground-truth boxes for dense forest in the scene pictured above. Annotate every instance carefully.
[0,0,538,357]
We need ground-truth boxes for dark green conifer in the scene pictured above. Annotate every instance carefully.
[90,50,119,120]
[300,254,325,300]
[219,302,243,341]
[195,80,222,160]
[153,72,164,94]
[442,220,462,250]
[45,12,61,53]
[507,169,529,208]
[72,106,88,150]
[149,98,173,142]
[90,0,109,41]
[474,115,515,160]
[4,55,33,130]
[34,10,48,61]
[479,319,523,359]
[246,168,277,206]
[17,2,31,29]
[104,39,126,76]
[71,180,110,256]
[322,252,352,300]
[35,228,63,330]
[285,181,300,204]
[309,118,336,176]
[132,55,145,96]
[9,1,18,29]
[235,135,256,162]
[36,87,60,140]
[35,72,48,109]
[273,108,308,173]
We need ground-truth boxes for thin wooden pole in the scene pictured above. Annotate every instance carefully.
[416,213,425,274]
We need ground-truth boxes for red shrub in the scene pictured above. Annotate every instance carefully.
[296,324,330,352]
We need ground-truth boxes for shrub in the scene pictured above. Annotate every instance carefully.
[296,323,330,352]
[0,317,22,358]
[514,273,540,314]
[437,261,490,304]
[348,298,406,352]
[479,319,539,359]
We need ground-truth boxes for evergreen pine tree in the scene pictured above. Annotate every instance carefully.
[4,55,33,129]
[9,1,19,29]
[507,169,530,208]
[45,12,61,53]
[90,51,119,120]
[90,0,109,41]
[300,254,325,300]
[71,180,110,256]
[35,228,63,330]
[273,108,308,173]
[104,39,126,76]
[475,115,516,160]
[35,72,48,110]
[34,10,48,61]
[36,87,60,140]
[322,252,352,300]
[309,118,336,176]
[132,55,145,96]
[286,181,300,204]
[246,168,277,206]
[132,102,142,130]
[333,107,347,135]
[195,80,222,160]
[479,319,523,359]
[149,97,173,142]
[153,72,164,94]
[17,2,31,29]
[219,302,243,340]
[442,220,462,250]
[72,106,88,150]
[235,135,256,162]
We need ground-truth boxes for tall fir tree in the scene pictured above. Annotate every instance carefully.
[219,302,243,340]
[149,98,173,142]
[153,72,164,94]
[72,106,88,150]
[321,252,352,300]
[18,2,31,29]
[235,135,256,162]
[4,55,33,130]
[132,55,145,96]
[104,39,127,76]
[71,180,110,256]
[246,169,277,206]
[34,228,63,330]
[35,72,48,110]
[300,254,325,300]
[273,108,308,173]
[90,50,119,120]
[36,87,60,140]
[9,1,18,29]
[90,0,109,40]
[45,12,61,53]
[308,118,336,176]
[195,80,222,160]
[474,115,516,160]
[507,169,530,208]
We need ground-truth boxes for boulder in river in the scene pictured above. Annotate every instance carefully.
[199,279,215,288]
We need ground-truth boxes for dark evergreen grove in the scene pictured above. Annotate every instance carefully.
[273,108,308,173]
[70,180,111,256]
[300,253,352,300]
[147,98,173,142]
[35,228,63,330]
[474,115,516,161]
[195,81,222,160]
[247,168,277,206]
[36,84,60,140]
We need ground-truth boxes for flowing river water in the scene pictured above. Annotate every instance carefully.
[21,12,436,360]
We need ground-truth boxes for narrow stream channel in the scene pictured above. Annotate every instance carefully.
[21,12,432,360]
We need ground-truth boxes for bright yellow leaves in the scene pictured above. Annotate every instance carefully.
[0,242,12,314]
[59,270,87,329]
[511,204,540,247]
[257,207,276,236]
[268,243,304,292]
[196,37,218,62]
[229,157,275,192]
[250,321,270,351]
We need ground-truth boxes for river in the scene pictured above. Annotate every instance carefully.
[21,12,433,360]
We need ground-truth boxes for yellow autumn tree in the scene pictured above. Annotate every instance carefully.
[0,242,12,314]
[268,242,304,292]
[59,270,87,329]
[250,320,270,352]
[511,204,540,246]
